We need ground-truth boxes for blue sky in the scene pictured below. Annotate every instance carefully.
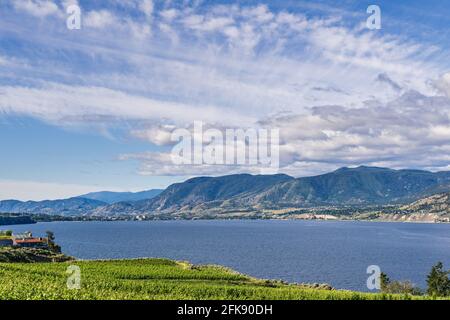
[1,0,450,200]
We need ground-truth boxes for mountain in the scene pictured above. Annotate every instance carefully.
[0,197,106,216]
[90,173,294,216]
[145,174,294,211]
[4,166,450,218]
[95,166,450,216]
[253,166,450,207]
[77,189,163,204]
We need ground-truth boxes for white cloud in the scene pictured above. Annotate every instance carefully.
[119,151,269,177]
[160,8,178,21]
[276,11,308,31]
[131,124,176,146]
[139,0,154,18]
[200,17,234,32]
[241,4,274,23]
[268,91,450,175]
[84,10,117,29]
[434,72,450,98]
[0,82,255,127]
[117,90,450,177]
[12,0,59,17]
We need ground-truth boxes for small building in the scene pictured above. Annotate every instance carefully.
[12,232,49,248]
[13,237,48,248]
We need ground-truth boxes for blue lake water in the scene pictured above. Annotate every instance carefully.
[6,220,450,291]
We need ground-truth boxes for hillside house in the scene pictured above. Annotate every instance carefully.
[13,238,48,248]
[11,232,49,248]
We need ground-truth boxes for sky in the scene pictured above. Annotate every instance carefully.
[1,0,450,200]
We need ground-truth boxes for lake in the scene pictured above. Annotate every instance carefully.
[6,220,450,291]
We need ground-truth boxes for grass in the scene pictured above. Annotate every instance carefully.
[0,258,445,300]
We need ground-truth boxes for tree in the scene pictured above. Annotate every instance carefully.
[380,272,391,293]
[45,231,61,253]
[46,231,55,242]
[427,262,450,297]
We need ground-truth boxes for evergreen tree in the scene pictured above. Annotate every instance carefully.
[426,262,450,297]
[45,230,61,253]
[46,231,55,242]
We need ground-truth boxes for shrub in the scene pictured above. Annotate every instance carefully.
[380,272,422,295]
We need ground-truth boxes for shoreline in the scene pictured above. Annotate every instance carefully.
[2,216,450,227]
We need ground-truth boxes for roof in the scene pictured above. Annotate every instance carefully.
[14,238,46,244]
[13,233,33,239]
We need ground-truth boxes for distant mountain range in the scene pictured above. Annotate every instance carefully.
[0,189,163,216]
[0,197,106,216]
[77,189,163,204]
[2,166,450,218]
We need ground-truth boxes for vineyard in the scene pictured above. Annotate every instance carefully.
[0,258,442,300]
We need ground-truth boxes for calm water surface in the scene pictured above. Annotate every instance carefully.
[7,220,450,291]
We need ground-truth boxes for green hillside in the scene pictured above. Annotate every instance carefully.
[0,258,442,300]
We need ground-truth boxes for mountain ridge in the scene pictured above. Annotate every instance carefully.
[3,166,450,217]
[0,197,106,216]
[77,189,163,204]
[131,166,450,214]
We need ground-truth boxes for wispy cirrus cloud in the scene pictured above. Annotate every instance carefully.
[11,0,60,17]
[1,0,450,180]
